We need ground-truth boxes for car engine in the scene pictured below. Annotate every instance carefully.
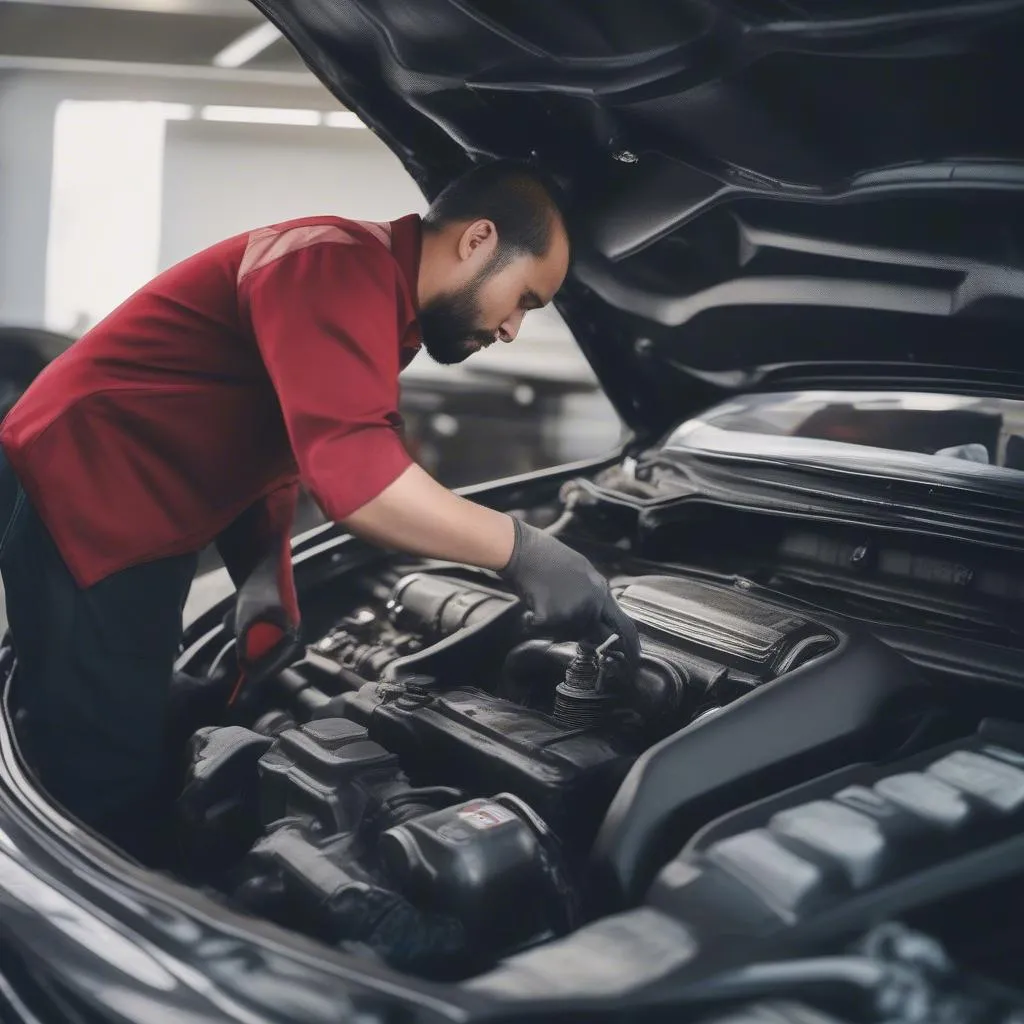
[162,423,1024,1007]
[172,501,938,980]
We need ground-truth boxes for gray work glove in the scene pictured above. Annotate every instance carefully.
[498,517,641,672]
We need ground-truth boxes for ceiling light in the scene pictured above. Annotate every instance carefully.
[212,22,282,69]
[200,105,322,126]
[323,111,366,129]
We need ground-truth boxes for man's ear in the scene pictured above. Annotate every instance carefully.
[458,219,498,262]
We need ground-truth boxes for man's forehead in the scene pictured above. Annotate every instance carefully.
[527,228,569,294]
[530,252,569,304]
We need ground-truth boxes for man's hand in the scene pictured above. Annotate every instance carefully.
[498,518,641,671]
[342,465,640,670]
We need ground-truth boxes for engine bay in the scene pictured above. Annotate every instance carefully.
[170,544,930,977]
[163,452,1024,1005]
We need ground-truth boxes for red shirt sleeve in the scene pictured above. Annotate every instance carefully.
[239,240,413,523]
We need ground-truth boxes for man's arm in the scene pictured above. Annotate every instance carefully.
[240,239,417,526]
[343,462,514,569]
[346,463,639,667]
[240,237,639,667]
[240,239,515,567]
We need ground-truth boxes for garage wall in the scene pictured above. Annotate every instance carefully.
[0,69,341,328]
[159,119,426,269]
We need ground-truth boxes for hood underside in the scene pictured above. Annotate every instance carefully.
[256,0,1024,435]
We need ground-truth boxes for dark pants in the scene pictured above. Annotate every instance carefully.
[0,449,197,861]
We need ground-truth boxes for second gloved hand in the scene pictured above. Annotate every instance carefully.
[498,517,641,672]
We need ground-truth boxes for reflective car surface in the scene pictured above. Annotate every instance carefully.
[673,390,1024,469]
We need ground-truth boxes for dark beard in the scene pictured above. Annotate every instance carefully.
[417,276,495,365]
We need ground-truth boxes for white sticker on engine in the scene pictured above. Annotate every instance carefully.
[457,802,517,830]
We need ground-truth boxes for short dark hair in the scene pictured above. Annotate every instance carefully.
[423,160,568,260]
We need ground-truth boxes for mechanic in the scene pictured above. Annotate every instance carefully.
[0,160,640,860]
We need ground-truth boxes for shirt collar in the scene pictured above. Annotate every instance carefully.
[388,213,423,351]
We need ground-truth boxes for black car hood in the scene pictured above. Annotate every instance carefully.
[256,0,1024,437]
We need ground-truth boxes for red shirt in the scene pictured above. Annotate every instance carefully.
[0,213,423,607]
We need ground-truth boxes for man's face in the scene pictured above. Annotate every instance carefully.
[418,220,570,365]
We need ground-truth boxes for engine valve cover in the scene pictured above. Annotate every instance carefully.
[613,576,837,678]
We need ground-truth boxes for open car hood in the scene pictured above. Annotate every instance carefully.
[254,0,1024,436]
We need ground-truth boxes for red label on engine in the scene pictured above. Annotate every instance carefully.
[457,801,517,830]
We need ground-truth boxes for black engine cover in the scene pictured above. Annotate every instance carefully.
[333,684,638,848]
[589,625,932,909]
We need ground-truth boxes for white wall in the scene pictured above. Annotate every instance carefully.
[159,119,426,269]
[46,99,173,333]
[0,69,339,328]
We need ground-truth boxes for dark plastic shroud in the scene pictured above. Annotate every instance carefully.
[590,622,932,908]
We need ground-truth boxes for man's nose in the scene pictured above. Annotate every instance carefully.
[500,310,525,343]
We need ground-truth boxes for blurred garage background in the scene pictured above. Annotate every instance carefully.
[0,0,623,550]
